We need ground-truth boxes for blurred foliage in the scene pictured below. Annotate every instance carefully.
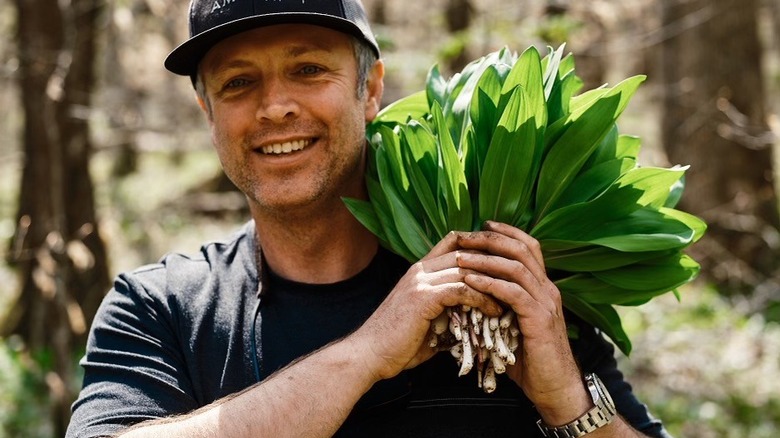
[620,285,780,437]
[438,30,473,66]
[0,339,54,438]
[535,14,583,46]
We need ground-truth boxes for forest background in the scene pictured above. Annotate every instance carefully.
[1,0,780,437]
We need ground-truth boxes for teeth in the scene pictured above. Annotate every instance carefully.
[261,139,310,155]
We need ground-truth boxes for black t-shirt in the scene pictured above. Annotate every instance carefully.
[66,222,672,438]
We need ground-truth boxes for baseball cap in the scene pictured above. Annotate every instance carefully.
[165,0,380,77]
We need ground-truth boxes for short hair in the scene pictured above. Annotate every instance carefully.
[352,36,378,99]
[195,35,379,116]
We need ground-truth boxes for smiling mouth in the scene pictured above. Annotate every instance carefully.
[259,139,312,155]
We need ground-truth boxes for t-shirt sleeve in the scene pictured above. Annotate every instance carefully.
[65,269,198,438]
[573,324,674,438]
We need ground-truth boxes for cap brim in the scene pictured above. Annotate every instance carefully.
[164,13,379,77]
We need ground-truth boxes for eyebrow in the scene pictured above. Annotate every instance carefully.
[284,43,332,58]
[204,39,341,83]
[215,59,255,71]
[210,43,332,70]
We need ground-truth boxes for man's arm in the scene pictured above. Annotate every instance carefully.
[113,233,503,438]
[455,221,654,438]
[119,337,375,437]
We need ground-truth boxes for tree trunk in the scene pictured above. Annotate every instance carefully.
[444,0,473,73]
[371,0,388,25]
[8,0,109,433]
[545,1,606,91]
[660,0,780,302]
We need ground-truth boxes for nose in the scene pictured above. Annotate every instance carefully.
[255,76,299,123]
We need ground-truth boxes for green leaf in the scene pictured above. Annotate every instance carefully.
[585,210,697,252]
[583,125,619,169]
[543,48,583,125]
[534,94,622,221]
[540,207,700,254]
[543,245,671,272]
[401,124,448,238]
[402,121,439,193]
[469,65,505,148]
[376,125,427,220]
[557,70,583,119]
[532,167,688,240]
[444,50,516,147]
[592,253,701,293]
[553,157,636,209]
[570,76,646,120]
[558,275,650,307]
[426,64,448,110]
[535,76,646,221]
[374,90,428,124]
[568,85,610,115]
[556,255,699,309]
[560,291,632,355]
[619,166,687,209]
[376,146,435,259]
[558,52,576,77]
[342,197,388,244]
[375,126,407,189]
[659,207,708,243]
[432,102,472,231]
[500,46,548,129]
[479,86,539,224]
[542,44,566,100]
[365,174,416,262]
[616,135,641,160]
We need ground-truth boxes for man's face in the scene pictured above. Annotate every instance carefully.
[198,24,384,216]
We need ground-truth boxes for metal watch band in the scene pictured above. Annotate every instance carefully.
[536,374,616,438]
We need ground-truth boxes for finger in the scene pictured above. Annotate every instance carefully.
[418,248,485,274]
[425,265,485,286]
[463,273,565,340]
[430,281,503,317]
[482,221,545,270]
[462,272,536,312]
[416,251,458,273]
[455,251,547,303]
[456,229,546,282]
[421,231,469,261]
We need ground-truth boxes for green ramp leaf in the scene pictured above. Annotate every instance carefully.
[560,291,632,355]
[478,86,538,225]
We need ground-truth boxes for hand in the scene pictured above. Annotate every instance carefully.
[350,232,503,382]
[453,221,589,417]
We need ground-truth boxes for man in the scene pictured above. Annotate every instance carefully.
[66,1,671,437]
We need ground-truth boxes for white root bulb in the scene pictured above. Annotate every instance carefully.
[483,361,497,393]
[432,311,449,335]
[431,306,521,393]
[458,323,474,376]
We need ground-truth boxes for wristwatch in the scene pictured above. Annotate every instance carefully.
[536,373,617,437]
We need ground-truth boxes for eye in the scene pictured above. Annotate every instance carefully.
[299,65,323,75]
[224,77,250,89]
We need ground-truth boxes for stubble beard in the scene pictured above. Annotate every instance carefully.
[234,133,367,223]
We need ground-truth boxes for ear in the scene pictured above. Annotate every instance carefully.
[196,93,214,123]
[363,60,385,123]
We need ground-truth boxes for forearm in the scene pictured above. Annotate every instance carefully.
[590,418,652,438]
[118,337,377,438]
[536,385,650,438]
